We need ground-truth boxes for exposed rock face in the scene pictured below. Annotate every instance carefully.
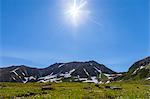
[0,65,41,82]
[0,61,117,83]
[116,56,150,80]
[128,56,150,73]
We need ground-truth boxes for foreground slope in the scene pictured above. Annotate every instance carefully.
[0,81,149,98]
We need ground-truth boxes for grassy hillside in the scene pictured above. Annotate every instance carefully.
[117,64,150,81]
[0,81,149,99]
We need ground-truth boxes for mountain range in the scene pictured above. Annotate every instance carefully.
[0,57,149,83]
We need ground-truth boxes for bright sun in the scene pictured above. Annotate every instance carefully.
[66,0,88,26]
[70,6,80,19]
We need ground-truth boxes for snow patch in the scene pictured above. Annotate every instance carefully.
[146,77,150,80]
[132,68,139,75]
[83,76,100,84]
[78,78,87,81]
[104,73,110,77]
[12,77,16,80]
[22,76,36,83]
[38,69,75,82]
[18,76,22,79]
[29,76,36,80]
[104,73,113,79]
[50,72,53,76]
[91,77,98,83]
[105,81,110,84]
[60,69,75,78]
[10,68,20,76]
[58,64,64,68]
[98,81,103,84]
[22,77,28,83]
[83,80,94,83]
[22,72,25,76]
[140,66,144,69]
[83,68,89,76]
[39,74,57,80]
[69,69,75,74]
[94,67,102,73]
[50,77,62,82]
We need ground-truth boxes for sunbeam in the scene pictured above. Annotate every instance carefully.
[65,0,89,26]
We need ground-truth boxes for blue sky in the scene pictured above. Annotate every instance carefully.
[0,0,149,72]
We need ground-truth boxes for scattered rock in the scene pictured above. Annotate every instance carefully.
[41,86,53,91]
[105,86,122,90]
[105,86,111,89]
[83,86,92,90]
[144,84,150,86]
[95,84,102,88]
[111,86,122,90]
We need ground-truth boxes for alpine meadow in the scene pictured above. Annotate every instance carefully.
[0,0,149,99]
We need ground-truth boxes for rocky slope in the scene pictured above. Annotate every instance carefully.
[116,56,150,80]
[0,61,118,83]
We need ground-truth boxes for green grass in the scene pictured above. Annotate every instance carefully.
[0,81,150,99]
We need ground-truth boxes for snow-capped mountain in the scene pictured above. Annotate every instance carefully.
[0,61,118,83]
[38,61,118,83]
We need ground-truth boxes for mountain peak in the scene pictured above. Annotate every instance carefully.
[0,60,117,83]
[116,56,150,80]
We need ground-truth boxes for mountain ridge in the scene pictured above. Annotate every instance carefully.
[0,60,117,83]
[116,56,150,80]
[1,57,150,83]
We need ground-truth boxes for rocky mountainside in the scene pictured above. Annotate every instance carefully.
[0,66,42,83]
[0,61,118,83]
[116,56,150,80]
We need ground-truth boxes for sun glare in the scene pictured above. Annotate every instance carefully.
[70,6,80,19]
[66,0,89,26]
